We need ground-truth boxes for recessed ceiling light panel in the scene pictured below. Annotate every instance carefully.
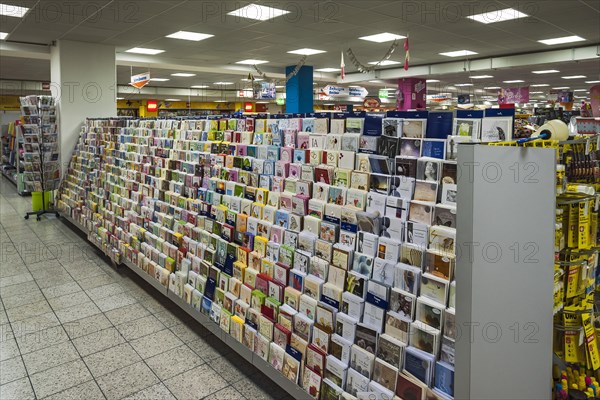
[166,31,213,41]
[467,8,528,24]
[227,4,290,21]
[358,32,406,43]
[236,59,269,65]
[126,47,165,55]
[439,50,478,57]
[367,60,401,65]
[316,68,341,72]
[0,3,29,17]
[538,35,585,45]
[532,70,559,74]
[287,48,326,55]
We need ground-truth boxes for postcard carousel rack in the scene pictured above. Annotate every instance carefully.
[20,95,61,221]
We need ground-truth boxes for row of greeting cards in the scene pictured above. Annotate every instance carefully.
[59,115,460,400]
[19,95,61,192]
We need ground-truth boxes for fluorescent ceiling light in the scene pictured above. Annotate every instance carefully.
[171,73,196,77]
[0,3,29,17]
[529,91,545,94]
[359,32,406,43]
[241,78,263,81]
[227,3,290,21]
[0,32,7,40]
[573,89,588,92]
[149,78,169,82]
[439,50,478,57]
[191,85,209,88]
[503,80,524,83]
[470,75,493,79]
[236,59,268,65]
[367,60,401,65]
[116,97,125,100]
[214,82,234,85]
[214,100,228,102]
[426,79,440,83]
[287,48,326,55]
[316,68,340,72]
[126,47,165,55]
[532,69,559,74]
[166,31,213,41]
[552,87,570,90]
[538,35,585,45]
[467,8,528,24]
[256,101,270,104]
[531,83,549,87]
[275,85,285,88]
[369,80,382,83]
[165,99,181,101]
[455,83,473,87]
[484,86,501,89]
[562,75,586,79]
[585,80,600,84]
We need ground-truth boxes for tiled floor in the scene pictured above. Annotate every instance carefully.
[0,177,292,400]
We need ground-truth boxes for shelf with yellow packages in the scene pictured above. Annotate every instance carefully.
[508,134,600,400]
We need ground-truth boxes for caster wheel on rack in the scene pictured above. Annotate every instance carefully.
[24,215,29,220]
[36,216,41,221]
[55,212,60,218]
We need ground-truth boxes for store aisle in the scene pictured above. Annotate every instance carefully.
[0,178,292,400]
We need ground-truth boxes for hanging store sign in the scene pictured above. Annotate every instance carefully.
[323,85,369,98]
[498,86,529,104]
[130,72,151,89]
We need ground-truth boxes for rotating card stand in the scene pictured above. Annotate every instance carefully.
[20,95,61,221]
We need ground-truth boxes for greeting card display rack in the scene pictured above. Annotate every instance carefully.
[58,111,467,400]
[20,95,61,221]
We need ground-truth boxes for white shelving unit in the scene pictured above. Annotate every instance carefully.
[455,144,556,400]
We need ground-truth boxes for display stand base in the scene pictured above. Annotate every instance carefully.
[25,209,60,221]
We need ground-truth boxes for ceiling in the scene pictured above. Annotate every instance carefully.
[0,0,599,103]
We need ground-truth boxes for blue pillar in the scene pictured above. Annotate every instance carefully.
[285,65,313,113]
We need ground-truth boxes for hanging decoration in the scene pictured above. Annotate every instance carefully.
[404,34,410,71]
[340,51,346,80]
[346,39,400,74]
[252,55,308,85]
